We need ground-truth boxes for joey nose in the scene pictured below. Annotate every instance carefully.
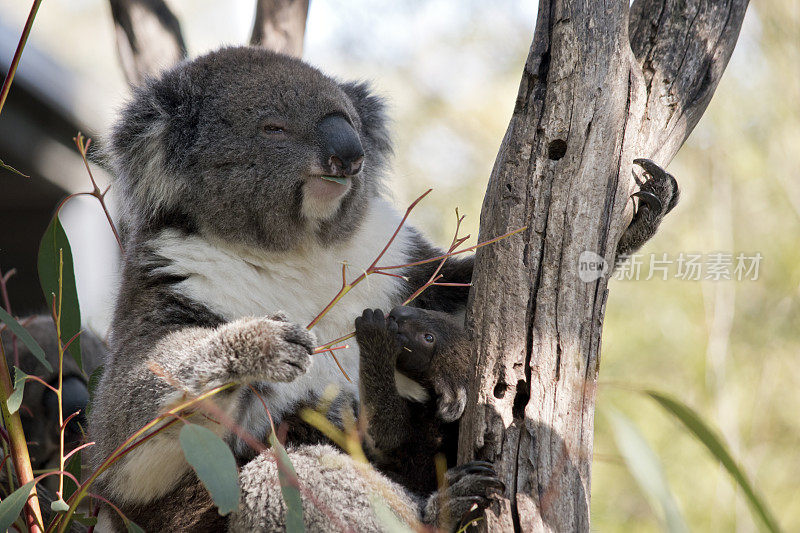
[389,306,419,324]
[318,114,364,177]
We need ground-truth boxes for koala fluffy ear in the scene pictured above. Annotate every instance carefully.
[108,68,201,227]
[339,81,392,171]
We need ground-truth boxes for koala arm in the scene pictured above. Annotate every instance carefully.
[152,315,314,401]
[354,309,413,451]
[90,311,313,506]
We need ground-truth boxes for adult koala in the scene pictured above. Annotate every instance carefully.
[90,46,484,531]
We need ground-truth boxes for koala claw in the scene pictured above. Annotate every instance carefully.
[631,190,662,214]
[424,461,504,531]
[254,317,314,383]
[632,158,679,216]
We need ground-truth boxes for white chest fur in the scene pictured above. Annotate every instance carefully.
[150,198,415,421]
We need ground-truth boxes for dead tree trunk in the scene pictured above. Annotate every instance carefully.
[110,0,309,85]
[457,1,748,531]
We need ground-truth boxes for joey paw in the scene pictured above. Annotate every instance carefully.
[424,461,505,531]
[354,308,398,348]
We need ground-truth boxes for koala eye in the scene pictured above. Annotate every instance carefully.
[423,333,435,344]
[262,124,286,134]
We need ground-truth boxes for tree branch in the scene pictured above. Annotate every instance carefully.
[457,1,748,531]
[109,0,186,86]
[250,0,310,58]
[628,0,749,164]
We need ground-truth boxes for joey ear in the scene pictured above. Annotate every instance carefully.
[434,377,468,423]
[339,81,392,168]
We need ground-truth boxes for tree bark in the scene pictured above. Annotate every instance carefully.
[109,0,187,86]
[457,1,748,531]
[250,0,310,58]
[110,0,310,86]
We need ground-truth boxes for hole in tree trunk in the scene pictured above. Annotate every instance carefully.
[512,380,530,418]
[548,139,567,160]
[493,382,507,399]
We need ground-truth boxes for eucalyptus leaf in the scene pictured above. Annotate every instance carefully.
[0,480,35,532]
[179,423,240,516]
[38,214,82,371]
[6,367,28,414]
[268,430,305,533]
[126,519,145,533]
[0,307,51,372]
[51,498,70,512]
[320,175,348,185]
[646,390,781,533]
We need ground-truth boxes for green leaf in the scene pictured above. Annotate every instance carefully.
[50,498,69,512]
[267,430,305,533]
[0,307,52,372]
[607,408,688,533]
[7,367,28,414]
[646,390,782,533]
[126,519,145,533]
[38,214,82,371]
[85,364,104,419]
[71,513,98,526]
[0,480,35,532]
[64,448,81,500]
[320,175,349,185]
[179,423,240,516]
[370,496,413,532]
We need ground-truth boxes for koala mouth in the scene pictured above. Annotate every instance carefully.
[301,175,352,220]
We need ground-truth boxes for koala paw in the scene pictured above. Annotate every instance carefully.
[616,158,680,262]
[423,461,505,531]
[434,376,468,423]
[222,314,314,383]
[354,308,398,353]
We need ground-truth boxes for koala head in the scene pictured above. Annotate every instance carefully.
[387,306,469,383]
[109,46,392,251]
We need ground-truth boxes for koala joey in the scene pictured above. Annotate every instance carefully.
[355,306,504,523]
[89,44,677,530]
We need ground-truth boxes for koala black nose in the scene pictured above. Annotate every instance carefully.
[389,306,420,324]
[318,114,364,177]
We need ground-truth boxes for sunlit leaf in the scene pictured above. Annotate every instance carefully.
[7,367,28,414]
[267,430,305,532]
[179,423,240,515]
[0,480,35,532]
[607,408,688,533]
[646,390,781,533]
[51,498,69,512]
[370,496,412,532]
[0,307,51,372]
[38,214,82,371]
